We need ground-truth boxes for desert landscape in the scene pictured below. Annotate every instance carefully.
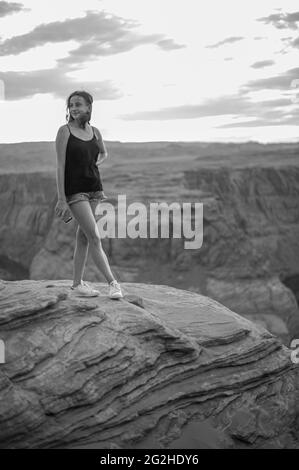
[1,0,299,453]
[1,139,299,339]
[0,139,299,448]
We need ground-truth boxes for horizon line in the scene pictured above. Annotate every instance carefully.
[1,139,299,146]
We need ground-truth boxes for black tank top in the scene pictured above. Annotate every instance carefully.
[64,124,102,196]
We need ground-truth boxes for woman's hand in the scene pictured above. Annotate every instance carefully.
[55,199,72,222]
[96,153,108,167]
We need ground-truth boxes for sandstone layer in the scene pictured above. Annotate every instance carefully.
[0,280,298,449]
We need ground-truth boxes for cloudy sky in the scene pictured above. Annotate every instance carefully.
[0,0,299,143]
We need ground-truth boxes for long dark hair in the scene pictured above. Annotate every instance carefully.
[65,90,93,129]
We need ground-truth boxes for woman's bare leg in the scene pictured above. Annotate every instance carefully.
[72,199,100,287]
[72,227,89,287]
[69,200,115,284]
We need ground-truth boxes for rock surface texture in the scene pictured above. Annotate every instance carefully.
[0,280,298,449]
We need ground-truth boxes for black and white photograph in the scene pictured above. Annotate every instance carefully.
[0,0,299,454]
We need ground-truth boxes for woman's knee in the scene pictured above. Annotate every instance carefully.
[86,229,102,246]
[77,226,101,246]
[70,201,101,245]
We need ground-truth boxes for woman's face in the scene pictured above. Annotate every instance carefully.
[69,95,90,121]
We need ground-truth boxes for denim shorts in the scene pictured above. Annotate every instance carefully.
[66,190,102,206]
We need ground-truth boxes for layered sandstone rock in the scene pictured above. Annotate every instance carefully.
[205,276,299,345]
[0,279,298,449]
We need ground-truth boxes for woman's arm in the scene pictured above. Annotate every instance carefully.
[94,127,108,166]
[55,125,69,201]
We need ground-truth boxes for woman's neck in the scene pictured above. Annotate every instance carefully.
[69,120,89,130]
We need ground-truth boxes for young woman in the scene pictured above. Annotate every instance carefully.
[54,90,123,299]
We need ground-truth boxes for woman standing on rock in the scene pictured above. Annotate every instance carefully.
[54,90,123,299]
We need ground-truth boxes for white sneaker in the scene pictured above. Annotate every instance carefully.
[109,280,123,299]
[71,281,100,297]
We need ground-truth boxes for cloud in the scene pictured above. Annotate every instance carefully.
[206,36,244,49]
[0,0,27,18]
[291,36,299,48]
[119,95,250,120]
[0,9,185,100]
[0,9,185,63]
[56,33,184,66]
[217,108,299,128]
[240,67,299,93]
[215,96,299,128]
[0,66,122,100]
[118,94,292,123]
[258,11,299,52]
[118,92,299,129]
[156,38,185,51]
[258,11,299,30]
[251,60,275,69]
